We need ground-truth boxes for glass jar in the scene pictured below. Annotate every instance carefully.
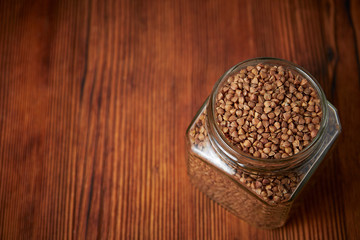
[185,58,341,229]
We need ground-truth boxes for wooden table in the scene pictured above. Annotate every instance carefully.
[1,0,359,239]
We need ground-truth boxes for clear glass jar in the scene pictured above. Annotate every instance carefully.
[186,58,341,229]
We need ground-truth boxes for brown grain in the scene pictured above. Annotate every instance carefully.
[215,64,322,159]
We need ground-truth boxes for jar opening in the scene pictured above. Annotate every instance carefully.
[207,57,328,172]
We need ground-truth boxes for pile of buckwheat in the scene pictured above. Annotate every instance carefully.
[215,64,322,159]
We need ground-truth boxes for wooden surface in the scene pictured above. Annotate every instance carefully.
[1,0,359,239]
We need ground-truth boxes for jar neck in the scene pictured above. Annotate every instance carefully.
[206,58,329,174]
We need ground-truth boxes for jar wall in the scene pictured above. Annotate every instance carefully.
[186,98,341,228]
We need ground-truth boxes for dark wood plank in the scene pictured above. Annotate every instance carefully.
[0,0,359,239]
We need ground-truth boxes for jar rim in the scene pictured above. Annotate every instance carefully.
[207,57,328,171]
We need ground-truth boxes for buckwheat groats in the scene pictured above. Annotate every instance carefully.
[186,58,341,228]
[215,64,322,159]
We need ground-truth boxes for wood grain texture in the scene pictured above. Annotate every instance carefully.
[0,0,359,239]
